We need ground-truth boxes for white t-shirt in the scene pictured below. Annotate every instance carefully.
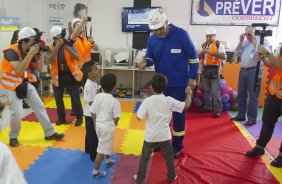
[137,94,185,142]
[90,93,121,132]
[0,142,27,184]
[83,79,101,117]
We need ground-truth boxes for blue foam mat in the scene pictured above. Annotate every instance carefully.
[134,101,142,113]
[24,148,119,184]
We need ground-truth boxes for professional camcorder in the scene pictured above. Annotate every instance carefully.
[252,23,272,37]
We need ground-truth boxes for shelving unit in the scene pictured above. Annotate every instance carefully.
[99,48,155,98]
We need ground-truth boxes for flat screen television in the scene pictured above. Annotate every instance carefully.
[122,7,160,32]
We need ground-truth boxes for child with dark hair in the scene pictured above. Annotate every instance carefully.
[90,73,121,178]
[134,73,187,184]
[82,62,100,161]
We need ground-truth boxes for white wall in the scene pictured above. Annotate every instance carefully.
[1,0,282,50]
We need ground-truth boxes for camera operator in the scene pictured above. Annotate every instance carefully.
[47,26,83,126]
[246,44,282,168]
[231,26,269,126]
[0,27,64,147]
[70,16,99,69]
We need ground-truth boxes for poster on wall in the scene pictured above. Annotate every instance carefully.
[191,0,281,26]
[44,0,89,43]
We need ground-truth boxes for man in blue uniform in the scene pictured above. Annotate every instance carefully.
[138,8,199,157]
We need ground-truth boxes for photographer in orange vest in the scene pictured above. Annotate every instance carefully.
[198,27,226,118]
[246,44,282,168]
[47,26,83,126]
[0,27,64,147]
[71,16,99,68]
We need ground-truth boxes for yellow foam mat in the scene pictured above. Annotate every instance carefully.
[117,112,133,129]
[120,129,145,155]
[45,98,85,109]
[0,121,69,147]
[233,120,282,182]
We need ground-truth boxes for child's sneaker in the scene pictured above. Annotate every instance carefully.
[133,174,137,181]
[92,171,106,179]
[106,160,116,168]
[168,175,177,183]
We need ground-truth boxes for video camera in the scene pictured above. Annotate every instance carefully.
[61,28,74,47]
[34,31,49,52]
[252,23,272,37]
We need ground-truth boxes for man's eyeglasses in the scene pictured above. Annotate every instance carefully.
[245,33,252,37]
[53,36,62,40]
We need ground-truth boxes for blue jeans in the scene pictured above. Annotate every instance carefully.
[237,68,261,121]
[202,74,222,112]
[164,86,186,153]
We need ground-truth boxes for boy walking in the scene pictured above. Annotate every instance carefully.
[134,74,186,183]
[90,73,121,178]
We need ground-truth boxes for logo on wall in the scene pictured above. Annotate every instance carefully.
[49,3,65,10]
[195,0,276,17]
[196,0,213,17]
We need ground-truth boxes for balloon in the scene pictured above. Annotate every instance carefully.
[223,102,231,111]
[222,86,233,96]
[196,90,203,100]
[230,91,238,103]
[220,79,227,89]
[221,94,230,103]
[231,102,238,111]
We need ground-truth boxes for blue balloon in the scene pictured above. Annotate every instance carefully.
[223,102,231,111]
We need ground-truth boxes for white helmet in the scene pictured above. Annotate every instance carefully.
[148,8,167,30]
[72,18,82,29]
[18,27,36,40]
[50,26,63,38]
[206,27,216,35]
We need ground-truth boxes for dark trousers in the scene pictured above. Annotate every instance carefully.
[85,116,98,161]
[164,86,186,153]
[257,94,282,152]
[136,140,176,184]
[53,84,83,119]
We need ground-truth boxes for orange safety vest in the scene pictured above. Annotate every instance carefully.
[74,36,91,67]
[0,44,37,90]
[203,40,222,65]
[268,56,282,99]
[48,45,83,87]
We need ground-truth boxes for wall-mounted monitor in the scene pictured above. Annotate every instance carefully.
[122,7,160,32]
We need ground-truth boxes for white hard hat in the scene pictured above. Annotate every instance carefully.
[50,26,63,38]
[72,18,82,29]
[148,8,167,30]
[18,27,36,40]
[206,27,216,35]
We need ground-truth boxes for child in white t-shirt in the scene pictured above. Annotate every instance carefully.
[134,74,186,184]
[90,73,121,179]
[81,62,100,161]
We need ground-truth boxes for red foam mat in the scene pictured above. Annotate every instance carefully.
[147,109,279,184]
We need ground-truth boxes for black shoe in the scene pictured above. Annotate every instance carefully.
[231,116,245,121]
[9,138,19,147]
[244,120,256,126]
[23,101,30,109]
[56,118,66,126]
[246,147,265,157]
[74,116,83,126]
[271,156,282,168]
[213,112,221,118]
[174,150,182,158]
[45,132,64,140]
[199,108,212,113]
